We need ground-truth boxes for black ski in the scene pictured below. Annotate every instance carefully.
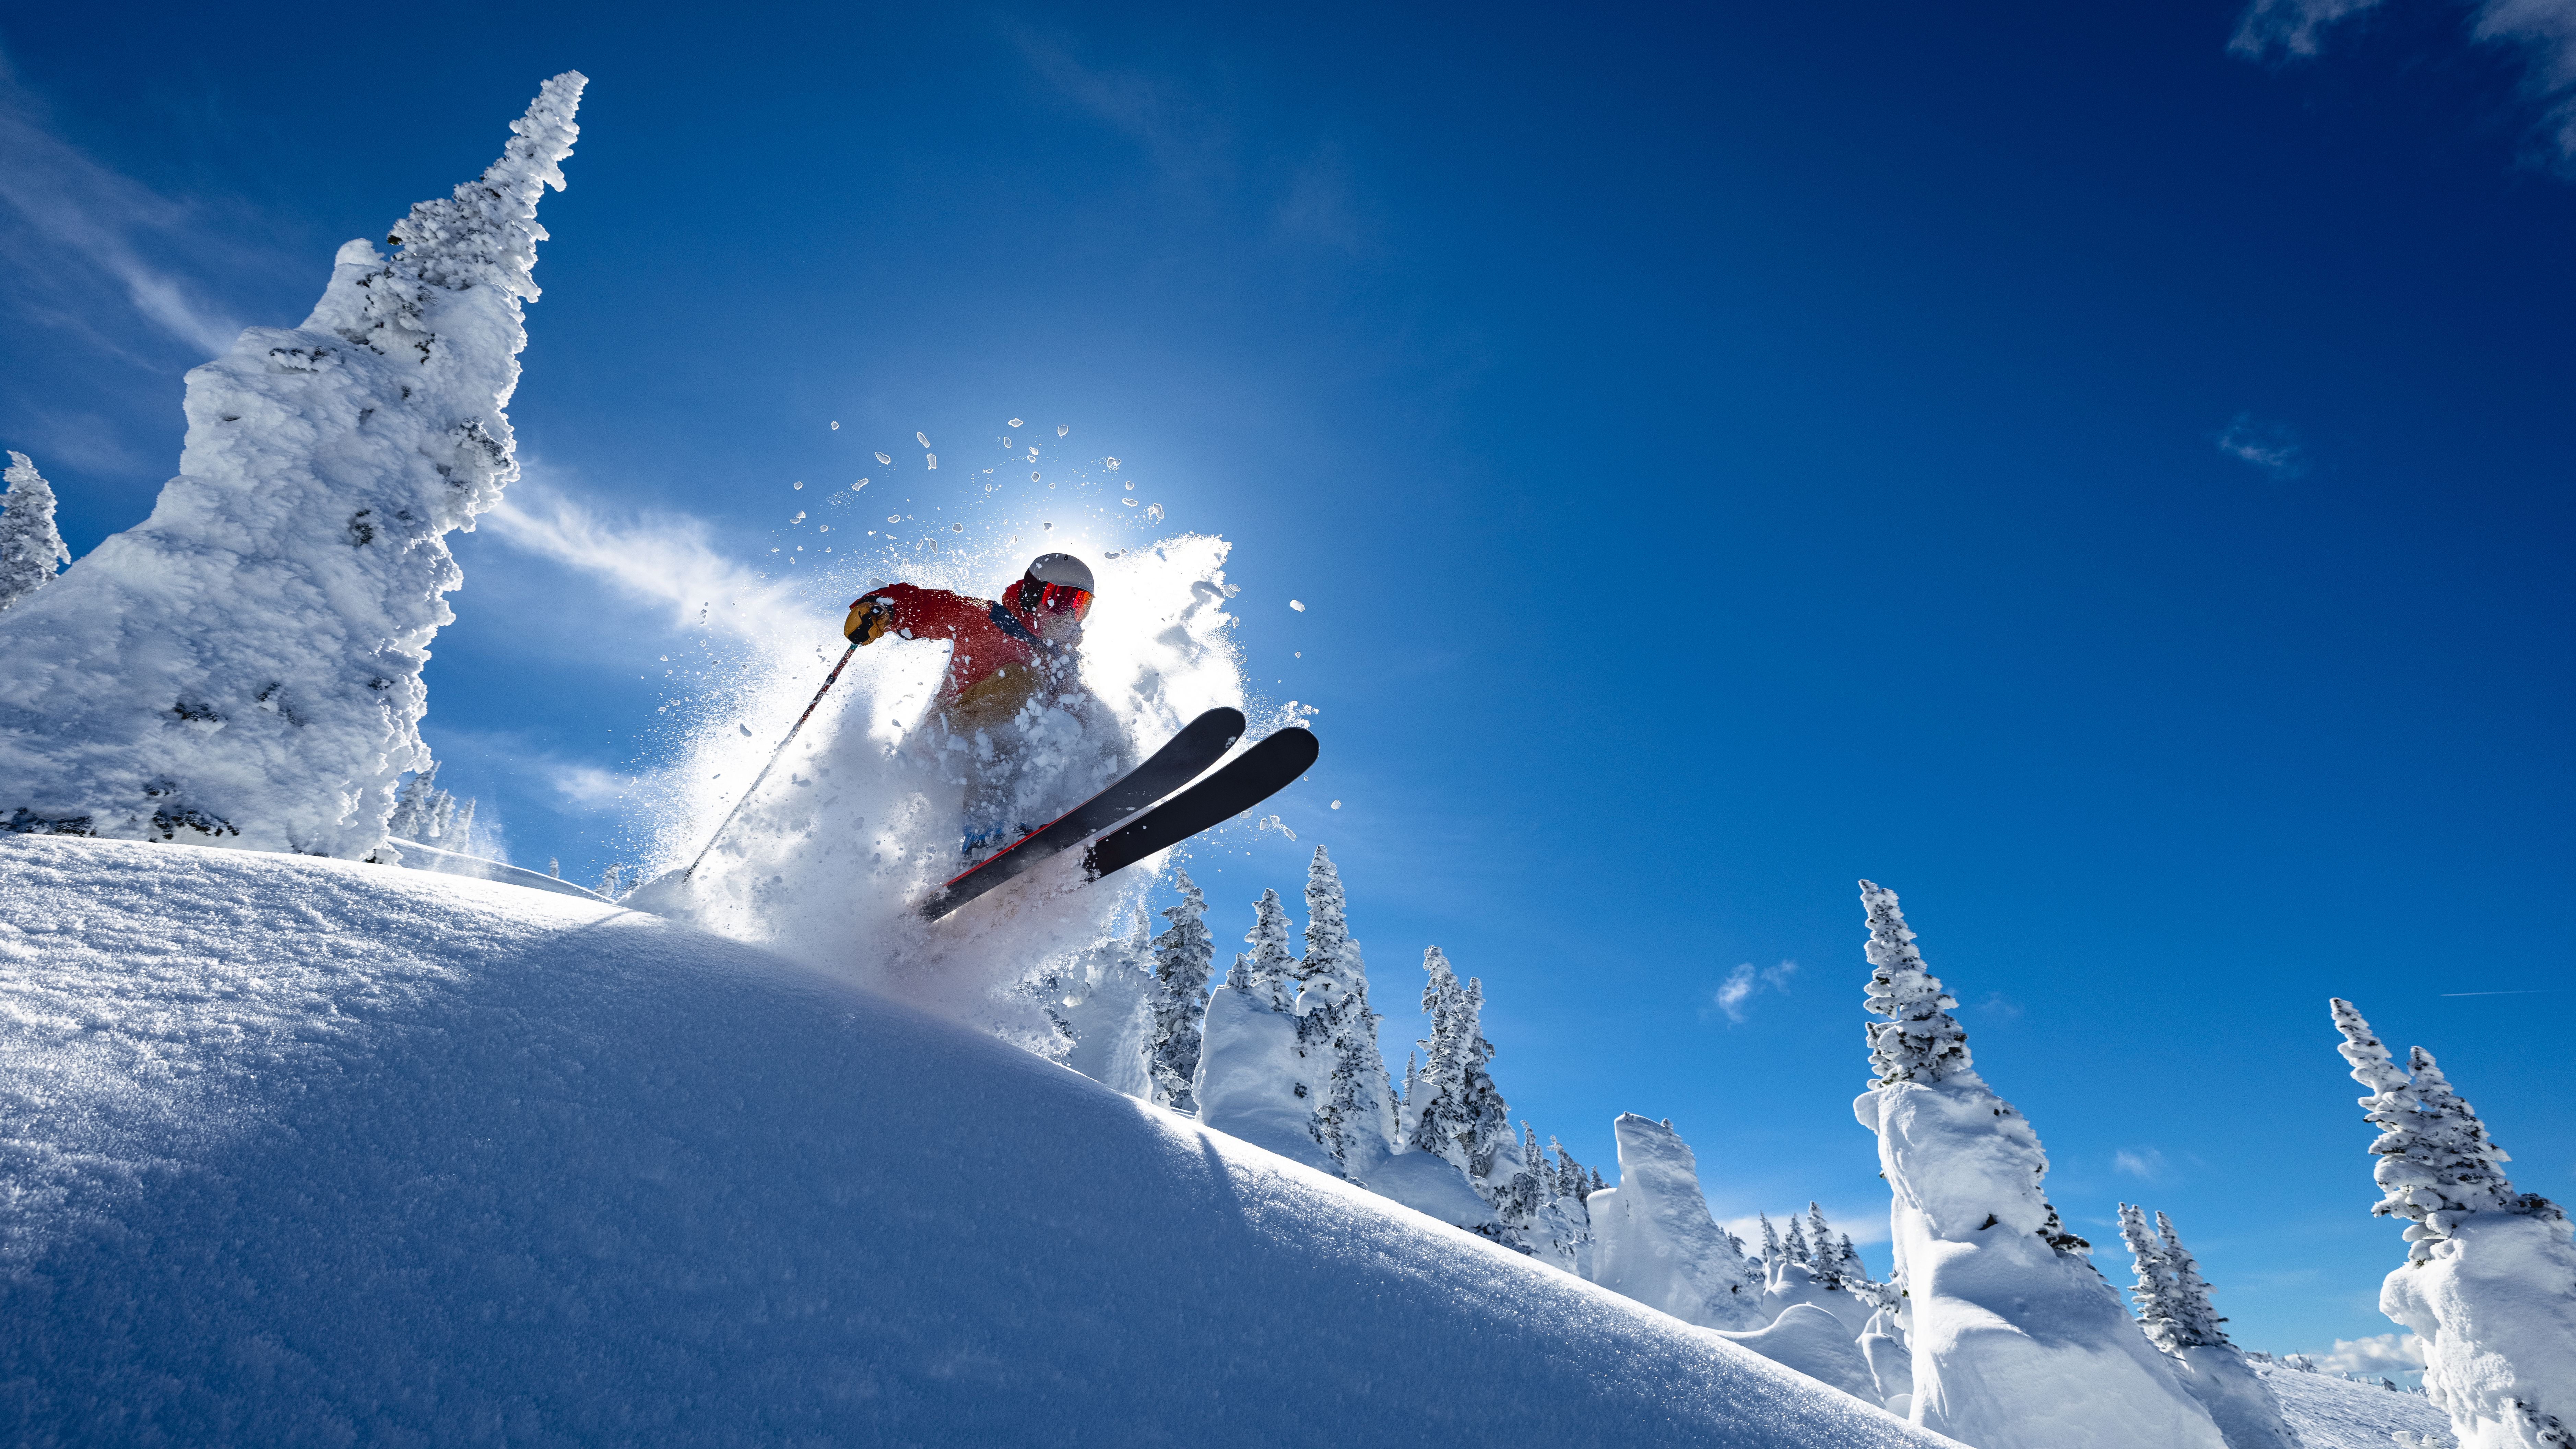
[917,707,1246,920]
[1080,728,1321,885]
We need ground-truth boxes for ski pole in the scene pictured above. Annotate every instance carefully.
[676,641,859,883]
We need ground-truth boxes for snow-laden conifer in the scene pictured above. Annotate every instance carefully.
[0,451,70,612]
[2153,1212,2231,1351]
[1238,888,1298,1012]
[2331,999,2576,1449]
[1145,870,1215,1112]
[1783,1214,1812,1271]
[0,75,585,853]
[1760,1212,1782,1265]
[1529,1135,1596,1274]
[1403,947,1511,1188]
[1853,881,2224,1449]
[386,761,457,844]
[2120,1203,2184,1345]
[2120,1204,2303,1449]
[1861,879,1971,1084]
[1806,1203,1838,1279]
[1296,847,1395,1176]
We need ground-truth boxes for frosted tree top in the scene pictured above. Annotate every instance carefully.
[1858,880,1972,1086]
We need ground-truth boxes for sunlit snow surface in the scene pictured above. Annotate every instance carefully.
[0,838,1945,1447]
[2248,1361,2451,1449]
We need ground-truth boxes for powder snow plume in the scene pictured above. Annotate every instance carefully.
[614,490,1249,1033]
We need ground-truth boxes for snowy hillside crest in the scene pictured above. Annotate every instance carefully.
[0,73,585,857]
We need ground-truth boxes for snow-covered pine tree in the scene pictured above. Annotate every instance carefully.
[1403,947,1511,1187]
[1486,1122,1545,1250]
[2120,1203,2183,1345]
[0,451,70,612]
[1806,1203,1839,1283]
[1222,952,1252,993]
[1533,1135,1596,1274]
[1550,1139,1590,1204]
[2152,1212,2230,1351]
[1760,1212,1782,1266]
[1238,888,1298,1012]
[1783,1214,1812,1271]
[1145,869,1215,1112]
[1836,1234,1867,1287]
[1854,881,2224,1449]
[2121,1204,2303,1449]
[2331,999,2576,1449]
[385,761,456,844]
[0,75,585,853]
[1863,878,1971,1085]
[1297,846,1396,1176]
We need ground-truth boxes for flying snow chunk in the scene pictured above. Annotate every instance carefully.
[875,451,892,465]
[887,515,901,523]
[915,431,930,447]
[1105,456,1120,470]
[1057,424,1069,437]
[1331,799,1342,809]
[950,523,964,533]
[1007,417,1024,428]
[793,480,804,490]
[1145,504,1163,521]
[1042,522,1054,531]
[830,421,840,430]
[1290,599,1306,612]
[852,479,868,491]
[1122,498,1137,507]
[738,723,752,737]
[791,511,805,523]
[1031,471,1042,482]
[926,454,938,469]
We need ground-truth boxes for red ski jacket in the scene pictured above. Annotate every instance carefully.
[844,583,1071,734]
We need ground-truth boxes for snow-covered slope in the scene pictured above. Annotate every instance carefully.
[0,837,1949,1447]
[2251,1362,2453,1449]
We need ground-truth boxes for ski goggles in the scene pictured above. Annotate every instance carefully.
[1035,581,1093,620]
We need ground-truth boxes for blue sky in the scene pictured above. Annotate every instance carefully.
[4,0,2571,1360]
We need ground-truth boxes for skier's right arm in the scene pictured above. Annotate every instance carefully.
[844,583,980,645]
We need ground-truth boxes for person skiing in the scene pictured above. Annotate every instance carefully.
[843,553,1109,861]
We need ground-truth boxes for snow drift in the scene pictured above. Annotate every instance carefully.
[0,75,583,856]
[0,836,1948,1447]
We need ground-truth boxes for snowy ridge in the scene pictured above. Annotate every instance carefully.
[0,837,1948,1447]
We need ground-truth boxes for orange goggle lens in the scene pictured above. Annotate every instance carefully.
[1038,582,1093,619]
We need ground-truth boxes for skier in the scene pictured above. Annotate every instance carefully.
[843,554,1105,861]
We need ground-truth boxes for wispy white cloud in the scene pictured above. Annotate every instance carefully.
[2476,0,2576,155]
[0,54,244,358]
[2113,1147,2169,1179]
[2216,413,2307,478]
[2230,0,2390,58]
[1713,959,1798,1024]
[2231,0,2576,161]
[2313,1330,2427,1377]
[1011,32,1234,183]
[480,467,813,643]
